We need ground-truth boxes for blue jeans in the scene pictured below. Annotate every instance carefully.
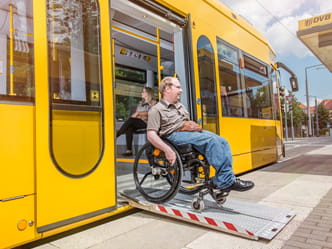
[167,130,235,189]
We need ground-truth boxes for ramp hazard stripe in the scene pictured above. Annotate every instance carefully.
[156,205,255,238]
[120,189,296,240]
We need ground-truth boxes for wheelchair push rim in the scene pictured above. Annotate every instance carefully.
[133,141,183,203]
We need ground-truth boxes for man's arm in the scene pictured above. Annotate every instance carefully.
[147,130,176,165]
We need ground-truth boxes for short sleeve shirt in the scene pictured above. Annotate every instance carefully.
[147,99,190,137]
[136,101,154,113]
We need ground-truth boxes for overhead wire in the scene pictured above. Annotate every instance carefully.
[254,0,298,39]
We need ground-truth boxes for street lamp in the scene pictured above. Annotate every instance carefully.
[304,64,323,136]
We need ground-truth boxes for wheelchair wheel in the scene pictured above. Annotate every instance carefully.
[179,158,209,195]
[191,197,205,212]
[133,141,183,203]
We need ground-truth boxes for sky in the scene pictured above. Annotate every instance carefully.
[220,0,332,107]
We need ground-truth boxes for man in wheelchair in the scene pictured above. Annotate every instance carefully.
[146,76,254,193]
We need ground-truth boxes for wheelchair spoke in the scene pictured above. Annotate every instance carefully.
[133,141,183,203]
[139,172,152,185]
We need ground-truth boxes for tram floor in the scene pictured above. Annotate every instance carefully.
[116,159,136,198]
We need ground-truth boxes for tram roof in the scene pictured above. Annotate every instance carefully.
[205,0,275,55]
[297,12,332,72]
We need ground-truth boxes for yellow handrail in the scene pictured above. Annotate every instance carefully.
[156,28,163,88]
[9,4,16,96]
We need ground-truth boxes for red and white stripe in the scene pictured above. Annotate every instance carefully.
[156,205,255,238]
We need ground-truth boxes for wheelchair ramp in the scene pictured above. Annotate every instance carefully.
[120,189,295,240]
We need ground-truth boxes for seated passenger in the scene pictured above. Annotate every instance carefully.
[117,86,156,156]
[146,76,254,192]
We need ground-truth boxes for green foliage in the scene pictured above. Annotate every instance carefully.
[317,103,331,130]
[292,100,306,129]
[115,95,141,120]
[284,95,306,129]
[116,102,129,120]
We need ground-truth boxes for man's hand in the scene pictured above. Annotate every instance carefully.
[164,148,176,165]
[147,130,176,165]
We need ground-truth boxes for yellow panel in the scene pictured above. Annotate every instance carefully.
[233,153,252,175]
[0,195,37,249]
[220,118,277,173]
[52,110,102,175]
[0,105,34,199]
[251,148,277,169]
[250,125,276,152]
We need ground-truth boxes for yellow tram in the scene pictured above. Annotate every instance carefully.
[0,0,297,248]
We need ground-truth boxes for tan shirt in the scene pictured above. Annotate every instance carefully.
[147,99,190,137]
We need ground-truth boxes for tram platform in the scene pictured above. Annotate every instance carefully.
[16,136,332,249]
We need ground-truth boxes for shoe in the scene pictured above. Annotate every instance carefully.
[211,178,254,192]
[228,178,254,192]
[122,150,133,156]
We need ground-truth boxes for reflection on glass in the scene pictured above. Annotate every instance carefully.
[197,35,218,133]
[47,0,101,105]
[243,55,272,119]
[217,40,244,117]
[0,0,34,101]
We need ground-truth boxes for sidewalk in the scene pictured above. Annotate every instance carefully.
[282,188,332,249]
[18,138,332,249]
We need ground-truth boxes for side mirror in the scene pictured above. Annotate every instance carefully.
[276,62,299,92]
[289,76,298,92]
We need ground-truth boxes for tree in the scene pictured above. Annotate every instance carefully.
[283,94,306,137]
[317,103,330,134]
[292,101,306,131]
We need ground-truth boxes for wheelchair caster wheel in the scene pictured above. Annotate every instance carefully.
[191,197,205,212]
[216,197,227,205]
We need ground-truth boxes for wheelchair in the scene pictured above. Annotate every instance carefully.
[133,139,230,212]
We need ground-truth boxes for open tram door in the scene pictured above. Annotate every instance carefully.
[34,0,117,234]
[110,0,191,195]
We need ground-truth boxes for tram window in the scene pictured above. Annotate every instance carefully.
[114,64,150,121]
[0,0,34,102]
[217,39,244,117]
[243,55,273,119]
[197,35,218,133]
[271,69,279,120]
[47,0,102,107]
[47,0,103,177]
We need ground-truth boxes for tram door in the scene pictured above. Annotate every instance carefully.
[111,1,188,194]
[35,0,116,233]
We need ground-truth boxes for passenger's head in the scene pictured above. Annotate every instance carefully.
[142,86,154,101]
[159,76,182,103]
[159,77,176,96]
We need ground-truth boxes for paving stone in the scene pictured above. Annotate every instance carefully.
[282,188,332,249]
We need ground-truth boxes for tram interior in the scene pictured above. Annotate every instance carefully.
[111,1,188,197]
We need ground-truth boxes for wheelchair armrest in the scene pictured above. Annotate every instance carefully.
[161,138,194,154]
